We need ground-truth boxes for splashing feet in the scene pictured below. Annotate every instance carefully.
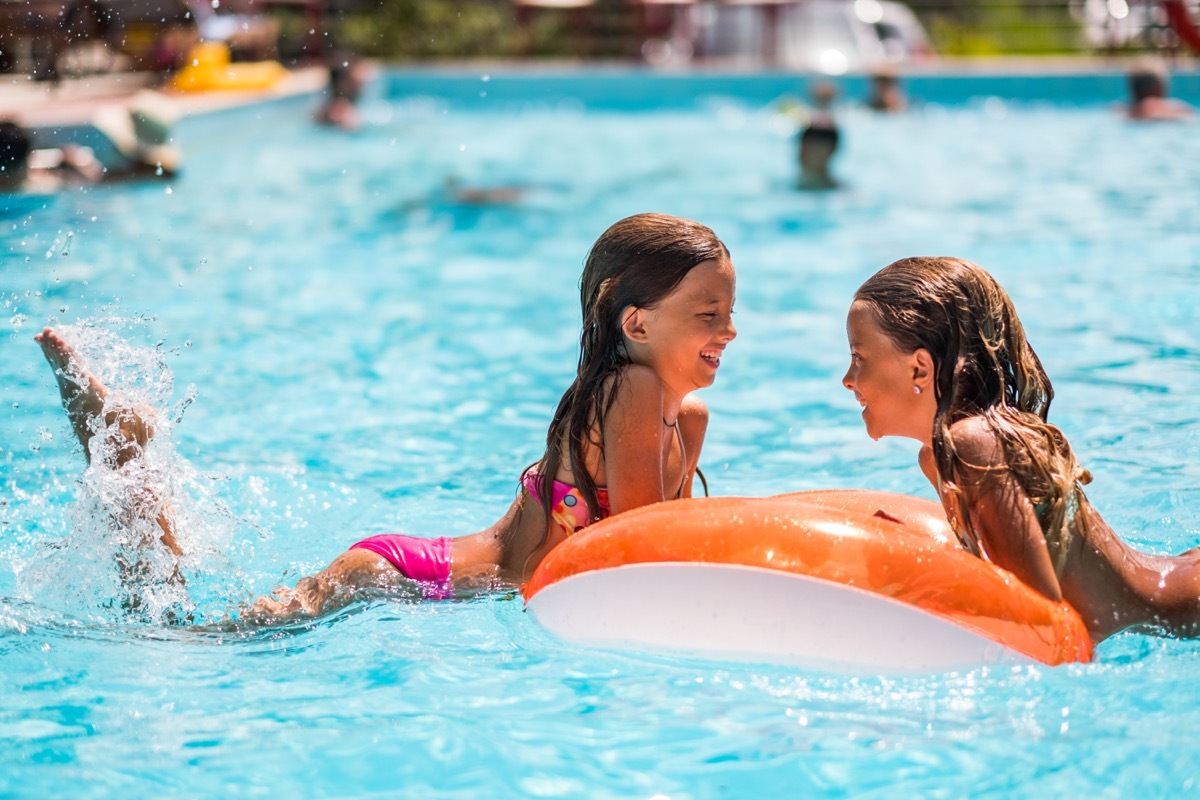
[36,326,182,557]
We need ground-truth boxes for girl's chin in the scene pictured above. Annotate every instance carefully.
[863,417,890,441]
[861,411,879,440]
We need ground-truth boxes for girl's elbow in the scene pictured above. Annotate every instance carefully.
[1026,570,1063,603]
[1040,581,1064,603]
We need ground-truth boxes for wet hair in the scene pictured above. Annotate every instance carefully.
[1128,68,1166,102]
[800,122,839,152]
[853,256,1090,572]
[0,120,31,173]
[327,51,362,101]
[532,213,730,523]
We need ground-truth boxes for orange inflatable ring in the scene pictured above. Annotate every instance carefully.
[522,491,1093,670]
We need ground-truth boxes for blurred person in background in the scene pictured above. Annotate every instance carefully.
[315,52,372,131]
[0,120,103,192]
[797,81,841,190]
[1125,58,1193,121]
[866,69,906,113]
[1,94,180,193]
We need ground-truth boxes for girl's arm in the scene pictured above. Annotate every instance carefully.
[601,365,676,515]
[676,394,709,498]
[918,445,938,488]
[949,418,1064,602]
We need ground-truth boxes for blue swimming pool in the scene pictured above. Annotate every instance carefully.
[3,69,1200,795]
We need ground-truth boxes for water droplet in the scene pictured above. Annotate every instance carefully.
[165,187,173,195]
[184,340,192,348]
[481,74,490,82]
[459,144,466,151]
[12,402,19,409]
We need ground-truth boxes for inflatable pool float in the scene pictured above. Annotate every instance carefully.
[172,42,287,93]
[522,491,1093,672]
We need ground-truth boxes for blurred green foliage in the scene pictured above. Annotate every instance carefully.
[321,0,1096,61]
[329,0,575,60]
[915,2,1085,55]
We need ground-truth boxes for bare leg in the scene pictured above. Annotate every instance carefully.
[245,547,413,622]
[36,327,182,557]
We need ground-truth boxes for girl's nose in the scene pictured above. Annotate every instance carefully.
[842,366,855,390]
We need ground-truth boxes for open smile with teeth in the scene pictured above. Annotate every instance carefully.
[701,350,722,367]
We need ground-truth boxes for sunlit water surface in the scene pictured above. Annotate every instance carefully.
[2,72,1200,796]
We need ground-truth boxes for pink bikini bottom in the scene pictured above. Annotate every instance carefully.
[350,533,453,600]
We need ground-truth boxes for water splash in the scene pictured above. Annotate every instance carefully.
[18,318,248,626]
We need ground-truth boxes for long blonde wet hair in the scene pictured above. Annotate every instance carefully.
[853,256,1091,573]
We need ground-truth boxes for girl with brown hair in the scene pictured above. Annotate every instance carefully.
[844,256,1200,643]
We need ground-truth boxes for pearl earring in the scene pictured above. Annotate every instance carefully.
[913,385,921,395]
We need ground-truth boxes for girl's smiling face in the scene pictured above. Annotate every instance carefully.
[626,258,737,400]
[842,300,936,444]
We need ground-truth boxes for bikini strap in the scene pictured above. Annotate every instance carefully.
[673,419,686,499]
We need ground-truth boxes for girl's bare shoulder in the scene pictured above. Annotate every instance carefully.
[680,393,709,422]
[678,394,710,448]
[605,363,665,420]
[947,416,1005,468]
[610,362,661,394]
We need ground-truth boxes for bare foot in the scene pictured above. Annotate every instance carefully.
[36,326,158,465]
[243,550,420,624]
[36,327,111,460]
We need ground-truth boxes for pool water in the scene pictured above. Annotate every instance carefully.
[3,71,1200,795]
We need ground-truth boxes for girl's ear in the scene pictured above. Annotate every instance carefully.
[621,305,650,343]
[912,348,935,391]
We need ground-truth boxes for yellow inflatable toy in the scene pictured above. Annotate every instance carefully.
[172,42,288,93]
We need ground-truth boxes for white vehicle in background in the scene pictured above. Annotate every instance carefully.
[1070,0,1157,47]
[686,0,934,73]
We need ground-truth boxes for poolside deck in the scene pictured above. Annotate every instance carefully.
[2,54,1193,149]
[0,65,328,129]
[0,53,1181,127]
